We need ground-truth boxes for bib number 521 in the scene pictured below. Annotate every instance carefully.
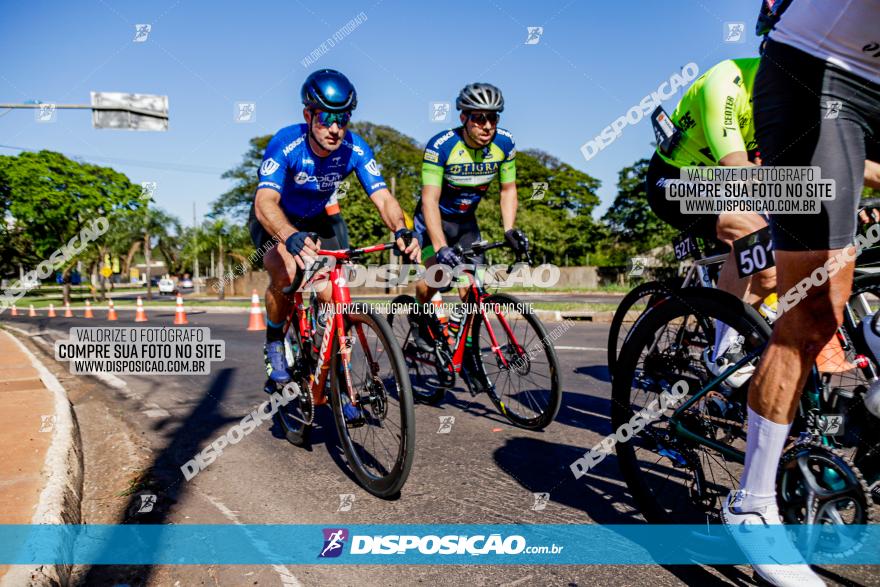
[733,226,775,278]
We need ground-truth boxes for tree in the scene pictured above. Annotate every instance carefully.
[599,158,677,265]
[0,150,143,302]
[213,123,604,264]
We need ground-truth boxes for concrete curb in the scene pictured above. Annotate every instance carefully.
[1,330,83,587]
[533,309,615,323]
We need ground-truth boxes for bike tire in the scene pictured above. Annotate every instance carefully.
[471,292,562,430]
[607,278,683,375]
[331,306,416,498]
[612,288,770,523]
[387,294,448,404]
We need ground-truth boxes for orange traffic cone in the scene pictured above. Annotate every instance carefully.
[47,303,57,318]
[84,300,94,319]
[134,296,148,322]
[247,289,266,331]
[28,305,36,317]
[10,305,17,316]
[107,299,118,321]
[173,294,188,325]
[63,301,73,317]
[817,331,856,373]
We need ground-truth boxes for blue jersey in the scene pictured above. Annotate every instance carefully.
[256,124,388,219]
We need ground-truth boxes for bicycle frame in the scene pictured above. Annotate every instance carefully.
[665,331,849,464]
[286,243,392,408]
[408,252,526,378]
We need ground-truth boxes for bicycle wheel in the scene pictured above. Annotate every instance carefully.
[607,279,682,374]
[612,288,771,523]
[271,326,313,447]
[330,306,416,498]
[471,293,562,430]
[386,294,449,404]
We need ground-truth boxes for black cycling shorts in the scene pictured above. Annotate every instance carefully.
[413,209,485,265]
[754,39,880,251]
[247,203,341,253]
[645,152,720,242]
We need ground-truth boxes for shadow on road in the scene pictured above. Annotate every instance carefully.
[493,436,754,587]
[78,368,240,587]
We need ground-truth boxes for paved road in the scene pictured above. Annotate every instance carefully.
[3,309,876,587]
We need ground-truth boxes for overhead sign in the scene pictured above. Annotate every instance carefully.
[91,92,169,131]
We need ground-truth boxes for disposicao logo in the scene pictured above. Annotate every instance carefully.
[319,528,349,558]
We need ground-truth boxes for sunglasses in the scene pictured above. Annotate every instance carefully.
[312,109,352,128]
[466,112,499,125]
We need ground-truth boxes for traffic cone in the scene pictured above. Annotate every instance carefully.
[84,300,94,319]
[107,299,118,321]
[134,296,148,322]
[173,294,188,325]
[28,305,36,317]
[10,305,17,316]
[63,301,73,317]
[47,303,57,318]
[247,289,266,331]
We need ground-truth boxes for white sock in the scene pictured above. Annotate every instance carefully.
[712,320,738,361]
[737,406,791,511]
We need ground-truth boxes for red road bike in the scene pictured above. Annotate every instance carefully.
[388,240,562,430]
[265,241,415,498]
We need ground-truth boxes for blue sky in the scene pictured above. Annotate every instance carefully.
[1,0,762,227]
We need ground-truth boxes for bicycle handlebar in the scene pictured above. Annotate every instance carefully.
[281,241,398,294]
[454,240,533,267]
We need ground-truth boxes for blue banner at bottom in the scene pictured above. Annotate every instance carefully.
[0,524,877,565]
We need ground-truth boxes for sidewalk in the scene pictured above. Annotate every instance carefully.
[0,328,82,587]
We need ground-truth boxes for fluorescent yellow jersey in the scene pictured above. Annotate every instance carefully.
[659,58,761,168]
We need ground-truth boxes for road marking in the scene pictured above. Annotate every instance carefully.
[555,346,604,352]
[198,489,302,587]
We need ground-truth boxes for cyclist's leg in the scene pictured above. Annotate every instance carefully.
[736,37,878,510]
[715,212,776,307]
[251,205,298,383]
[413,212,438,305]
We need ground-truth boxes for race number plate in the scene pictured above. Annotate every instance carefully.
[733,226,775,278]
[673,233,698,261]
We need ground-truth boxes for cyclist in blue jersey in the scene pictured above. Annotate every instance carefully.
[249,69,419,385]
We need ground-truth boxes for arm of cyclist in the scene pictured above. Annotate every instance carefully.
[499,180,529,259]
[369,188,420,262]
[866,159,880,190]
[254,188,319,270]
[499,181,518,231]
[699,61,755,168]
[858,160,880,224]
[718,151,758,167]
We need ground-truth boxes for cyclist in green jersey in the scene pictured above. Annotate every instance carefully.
[411,83,529,352]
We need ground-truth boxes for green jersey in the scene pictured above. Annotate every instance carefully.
[659,58,760,168]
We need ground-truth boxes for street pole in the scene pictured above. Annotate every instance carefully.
[193,202,200,295]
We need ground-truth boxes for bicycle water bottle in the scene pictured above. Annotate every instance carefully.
[431,291,451,339]
[861,312,880,418]
[758,293,778,323]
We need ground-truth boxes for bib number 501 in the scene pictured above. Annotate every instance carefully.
[733,227,775,278]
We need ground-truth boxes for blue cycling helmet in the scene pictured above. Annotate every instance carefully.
[301,69,357,113]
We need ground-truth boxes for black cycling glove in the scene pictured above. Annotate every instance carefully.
[504,228,530,256]
[285,232,317,256]
[436,246,463,268]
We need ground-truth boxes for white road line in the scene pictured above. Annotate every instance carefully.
[555,346,604,352]
[198,489,302,587]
